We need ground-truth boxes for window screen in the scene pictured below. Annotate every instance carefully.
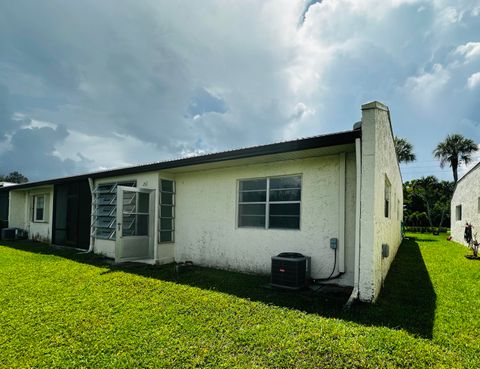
[92,181,136,240]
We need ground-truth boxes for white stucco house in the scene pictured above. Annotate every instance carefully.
[451,163,480,244]
[0,101,403,302]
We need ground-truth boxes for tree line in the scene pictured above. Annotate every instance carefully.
[0,171,29,184]
[395,133,478,229]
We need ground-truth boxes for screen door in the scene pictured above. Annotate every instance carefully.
[115,186,155,263]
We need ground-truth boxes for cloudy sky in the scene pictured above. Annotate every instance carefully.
[0,0,479,182]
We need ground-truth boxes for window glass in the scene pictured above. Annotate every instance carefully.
[160,218,173,230]
[161,192,173,205]
[239,214,266,228]
[269,203,300,216]
[384,177,391,218]
[239,204,266,216]
[160,205,173,218]
[269,203,300,229]
[239,191,266,202]
[159,179,175,243]
[269,216,300,229]
[138,192,150,213]
[161,180,174,193]
[269,176,301,189]
[239,179,267,191]
[35,195,45,222]
[160,231,172,242]
[269,189,301,202]
[238,175,301,230]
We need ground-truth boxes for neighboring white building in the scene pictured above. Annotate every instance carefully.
[1,101,403,302]
[451,163,480,244]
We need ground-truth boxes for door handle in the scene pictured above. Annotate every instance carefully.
[117,222,121,231]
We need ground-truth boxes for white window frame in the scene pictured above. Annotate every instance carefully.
[33,194,46,223]
[237,174,302,230]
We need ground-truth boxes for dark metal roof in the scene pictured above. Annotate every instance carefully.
[0,129,360,192]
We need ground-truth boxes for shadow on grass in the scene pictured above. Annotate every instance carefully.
[344,237,436,338]
[0,237,436,338]
[411,238,438,243]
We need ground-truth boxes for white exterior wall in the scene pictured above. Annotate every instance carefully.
[451,165,480,244]
[8,186,53,243]
[87,149,357,285]
[174,153,357,285]
[359,102,403,302]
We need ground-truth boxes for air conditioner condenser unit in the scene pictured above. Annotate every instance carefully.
[271,252,311,290]
[1,228,28,241]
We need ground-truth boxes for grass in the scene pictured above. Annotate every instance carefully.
[0,233,479,368]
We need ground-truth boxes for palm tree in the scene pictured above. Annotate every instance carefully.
[394,136,416,163]
[433,134,478,183]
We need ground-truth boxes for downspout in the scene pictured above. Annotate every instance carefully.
[338,152,346,274]
[25,190,31,236]
[346,137,362,307]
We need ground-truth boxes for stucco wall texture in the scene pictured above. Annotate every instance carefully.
[359,102,403,302]
[175,153,357,286]
[89,152,357,286]
[8,186,53,243]
[451,165,480,244]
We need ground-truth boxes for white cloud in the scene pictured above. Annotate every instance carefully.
[439,7,462,24]
[21,118,57,130]
[467,72,480,89]
[0,0,480,182]
[282,102,317,140]
[54,129,161,171]
[455,42,480,62]
[405,64,450,97]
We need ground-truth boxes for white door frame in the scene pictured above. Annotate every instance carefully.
[115,186,155,263]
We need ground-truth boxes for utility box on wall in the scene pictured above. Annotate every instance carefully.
[271,252,311,290]
[382,243,389,258]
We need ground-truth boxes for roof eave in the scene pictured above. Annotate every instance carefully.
[1,129,361,191]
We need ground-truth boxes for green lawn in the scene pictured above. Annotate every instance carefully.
[0,234,479,368]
